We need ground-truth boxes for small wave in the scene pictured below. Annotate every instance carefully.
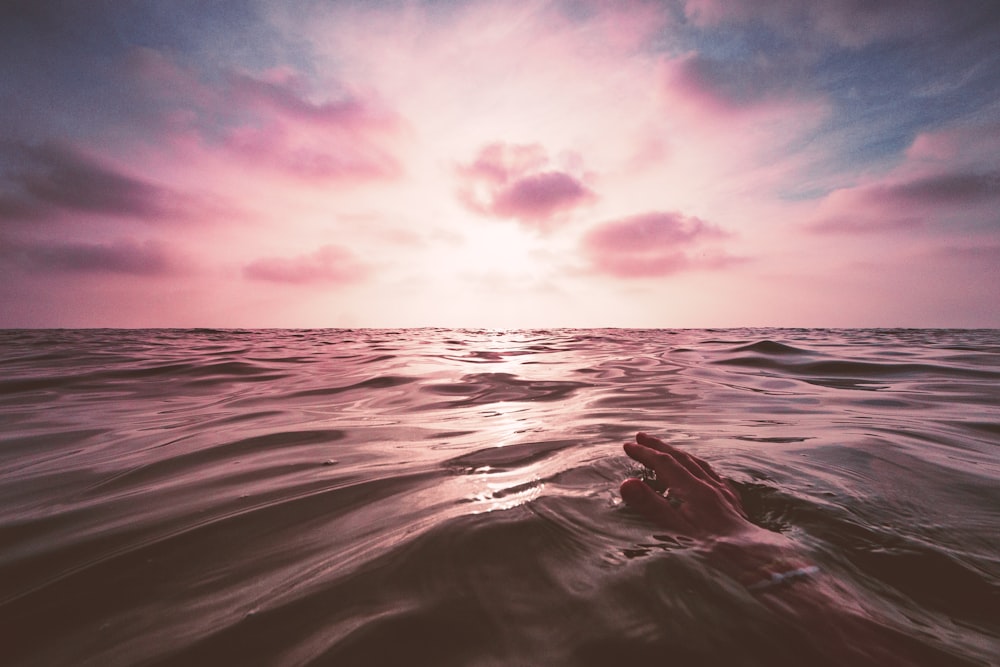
[82,429,348,496]
[730,340,812,355]
[420,372,591,407]
[713,356,1000,382]
[446,439,577,471]
[288,376,416,399]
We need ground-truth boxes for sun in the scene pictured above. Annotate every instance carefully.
[450,221,545,281]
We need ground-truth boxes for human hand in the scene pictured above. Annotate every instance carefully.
[620,432,754,538]
[621,434,936,665]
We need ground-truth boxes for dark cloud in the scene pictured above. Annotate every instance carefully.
[583,211,738,278]
[244,245,366,284]
[0,142,190,223]
[13,143,168,217]
[932,244,1000,263]
[457,143,594,229]
[0,193,45,222]
[878,171,1000,206]
[2,237,177,275]
[806,216,921,235]
[666,52,807,113]
[682,0,1000,48]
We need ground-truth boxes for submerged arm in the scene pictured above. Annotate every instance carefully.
[620,432,955,667]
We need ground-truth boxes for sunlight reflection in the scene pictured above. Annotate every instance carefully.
[480,401,530,448]
[465,401,541,512]
[467,466,544,514]
[465,330,532,375]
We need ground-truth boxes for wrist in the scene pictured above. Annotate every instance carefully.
[702,530,818,593]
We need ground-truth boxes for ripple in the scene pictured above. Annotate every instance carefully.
[420,372,592,407]
[445,439,577,471]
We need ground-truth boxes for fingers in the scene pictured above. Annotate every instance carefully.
[620,478,691,532]
[622,433,752,535]
[624,441,700,489]
[632,433,744,510]
[636,432,724,485]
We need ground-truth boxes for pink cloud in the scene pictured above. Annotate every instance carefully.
[554,0,671,51]
[905,122,1000,169]
[228,71,389,130]
[243,245,366,285]
[223,123,400,183]
[583,211,739,278]
[489,171,593,222]
[807,169,1000,235]
[806,122,1000,236]
[457,143,594,229]
[461,143,549,185]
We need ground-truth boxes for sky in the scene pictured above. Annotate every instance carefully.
[1,0,998,328]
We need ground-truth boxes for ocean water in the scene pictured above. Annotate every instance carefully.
[0,328,997,666]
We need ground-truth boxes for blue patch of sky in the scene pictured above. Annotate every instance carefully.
[0,1,319,146]
[636,0,1000,198]
[660,9,999,200]
[812,34,999,171]
[107,2,313,79]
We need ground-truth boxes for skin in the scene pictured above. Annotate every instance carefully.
[619,432,963,666]
[620,432,807,588]
[620,431,751,538]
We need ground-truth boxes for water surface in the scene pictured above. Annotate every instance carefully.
[1,328,997,665]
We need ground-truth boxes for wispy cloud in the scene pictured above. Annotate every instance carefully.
[0,142,189,222]
[2,237,178,275]
[244,245,366,285]
[125,47,404,184]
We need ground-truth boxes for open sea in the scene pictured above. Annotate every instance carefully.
[0,328,997,666]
